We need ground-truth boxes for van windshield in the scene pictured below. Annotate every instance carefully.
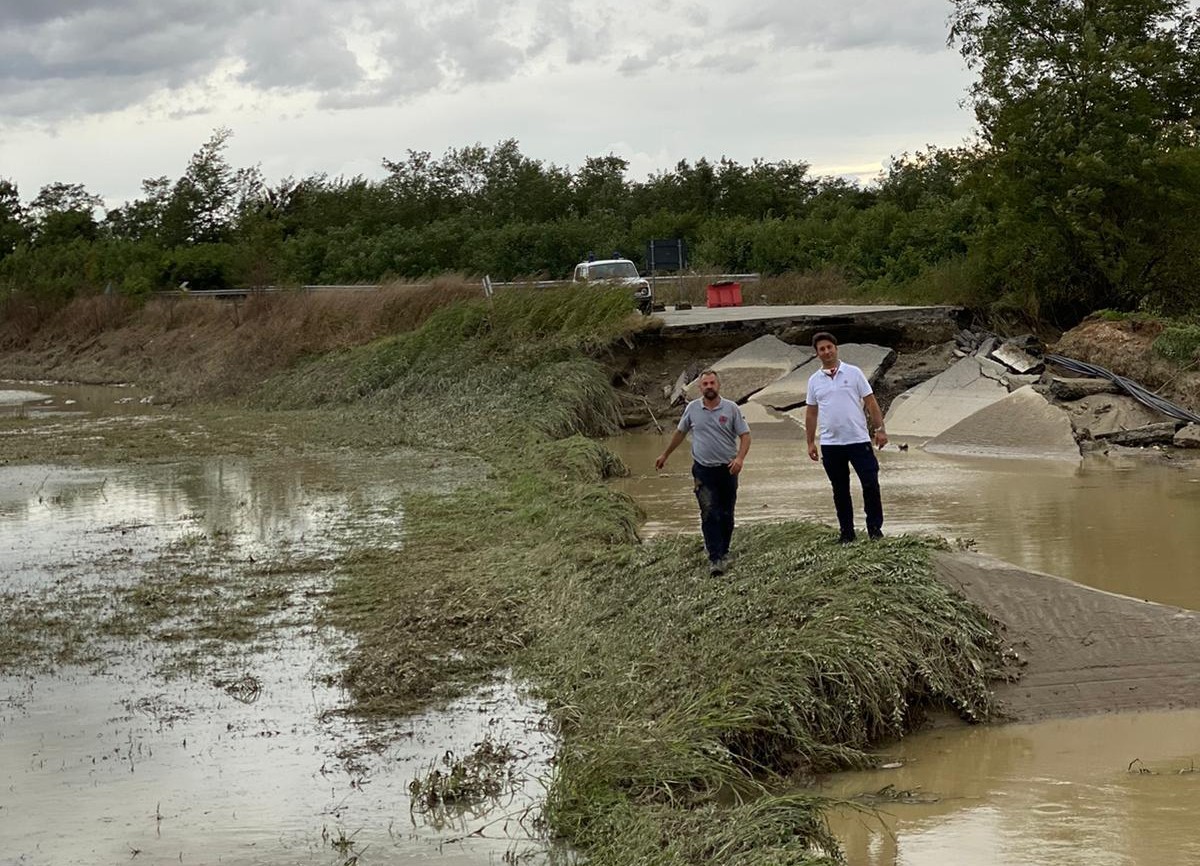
[589,262,639,280]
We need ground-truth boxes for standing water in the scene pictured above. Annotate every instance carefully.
[1,382,557,865]
[608,431,1200,865]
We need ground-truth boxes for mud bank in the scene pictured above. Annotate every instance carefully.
[936,552,1200,722]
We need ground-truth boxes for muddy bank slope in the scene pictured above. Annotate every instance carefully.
[936,551,1200,722]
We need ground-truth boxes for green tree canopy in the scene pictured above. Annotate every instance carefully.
[951,0,1200,314]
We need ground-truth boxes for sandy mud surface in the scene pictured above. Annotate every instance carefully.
[936,551,1200,721]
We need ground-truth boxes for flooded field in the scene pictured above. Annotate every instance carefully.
[609,431,1200,865]
[0,382,556,865]
[7,381,1200,866]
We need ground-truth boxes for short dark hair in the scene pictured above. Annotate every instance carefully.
[811,331,838,349]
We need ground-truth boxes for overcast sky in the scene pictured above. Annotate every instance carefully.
[0,0,979,210]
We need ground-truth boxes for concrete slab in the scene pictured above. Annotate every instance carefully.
[990,342,1043,374]
[925,386,1080,461]
[658,303,953,327]
[739,401,804,439]
[749,343,895,411]
[683,334,812,403]
[1060,394,1168,439]
[653,304,964,345]
[883,356,1011,439]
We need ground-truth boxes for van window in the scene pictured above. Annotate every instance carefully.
[588,261,639,280]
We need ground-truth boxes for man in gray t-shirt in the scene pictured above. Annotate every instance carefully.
[655,369,752,575]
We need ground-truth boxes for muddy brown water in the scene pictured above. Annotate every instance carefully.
[0,404,556,864]
[609,432,1200,865]
[608,434,1200,610]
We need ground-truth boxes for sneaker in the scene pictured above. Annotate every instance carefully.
[710,559,727,576]
[837,533,857,545]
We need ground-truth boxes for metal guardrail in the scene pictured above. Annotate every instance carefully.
[162,273,762,299]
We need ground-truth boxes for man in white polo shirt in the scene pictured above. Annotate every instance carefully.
[804,332,888,543]
[655,369,752,575]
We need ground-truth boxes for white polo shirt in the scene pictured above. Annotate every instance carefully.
[806,362,872,445]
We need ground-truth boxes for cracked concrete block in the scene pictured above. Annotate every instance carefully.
[1061,394,1167,439]
[991,342,1044,374]
[925,386,1081,461]
[1175,423,1200,449]
[684,335,813,403]
[749,343,895,411]
[883,356,1012,439]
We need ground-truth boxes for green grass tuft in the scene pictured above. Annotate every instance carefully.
[1152,324,1200,365]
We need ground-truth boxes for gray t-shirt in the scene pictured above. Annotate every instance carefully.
[678,398,751,466]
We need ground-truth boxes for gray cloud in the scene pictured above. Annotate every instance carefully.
[530,0,617,65]
[234,2,365,91]
[0,0,953,121]
[727,0,950,53]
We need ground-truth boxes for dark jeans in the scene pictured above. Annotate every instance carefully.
[692,462,738,563]
[820,442,883,540]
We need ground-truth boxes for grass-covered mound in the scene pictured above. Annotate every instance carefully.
[531,526,1005,864]
[261,287,1008,864]
[259,285,641,448]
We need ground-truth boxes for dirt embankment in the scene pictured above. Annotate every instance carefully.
[1054,317,1200,414]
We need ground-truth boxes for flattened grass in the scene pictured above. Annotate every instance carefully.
[263,286,1010,864]
[530,526,1006,862]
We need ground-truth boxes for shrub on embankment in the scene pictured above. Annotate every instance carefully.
[255,288,1009,864]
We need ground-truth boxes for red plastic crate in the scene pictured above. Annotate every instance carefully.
[706,281,742,308]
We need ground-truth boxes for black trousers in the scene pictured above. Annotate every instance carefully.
[820,441,883,540]
[692,462,738,563]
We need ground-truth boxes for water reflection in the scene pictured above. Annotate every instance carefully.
[607,433,1200,610]
[0,451,552,865]
[0,380,161,418]
[0,457,410,594]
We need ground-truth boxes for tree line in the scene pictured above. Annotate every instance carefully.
[2,0,1199,323]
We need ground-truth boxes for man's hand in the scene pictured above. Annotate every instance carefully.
[655,453,668,471]
[874,429,889,449]
[727,456,744,476]
[807,443,820,462]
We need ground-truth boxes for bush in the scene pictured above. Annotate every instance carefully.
[1152,325,1200,364]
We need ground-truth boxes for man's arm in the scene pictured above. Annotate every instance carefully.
[863,394,888,449]
[655,429,687,470]
[728,431,751,475]
[805,404,819,461]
